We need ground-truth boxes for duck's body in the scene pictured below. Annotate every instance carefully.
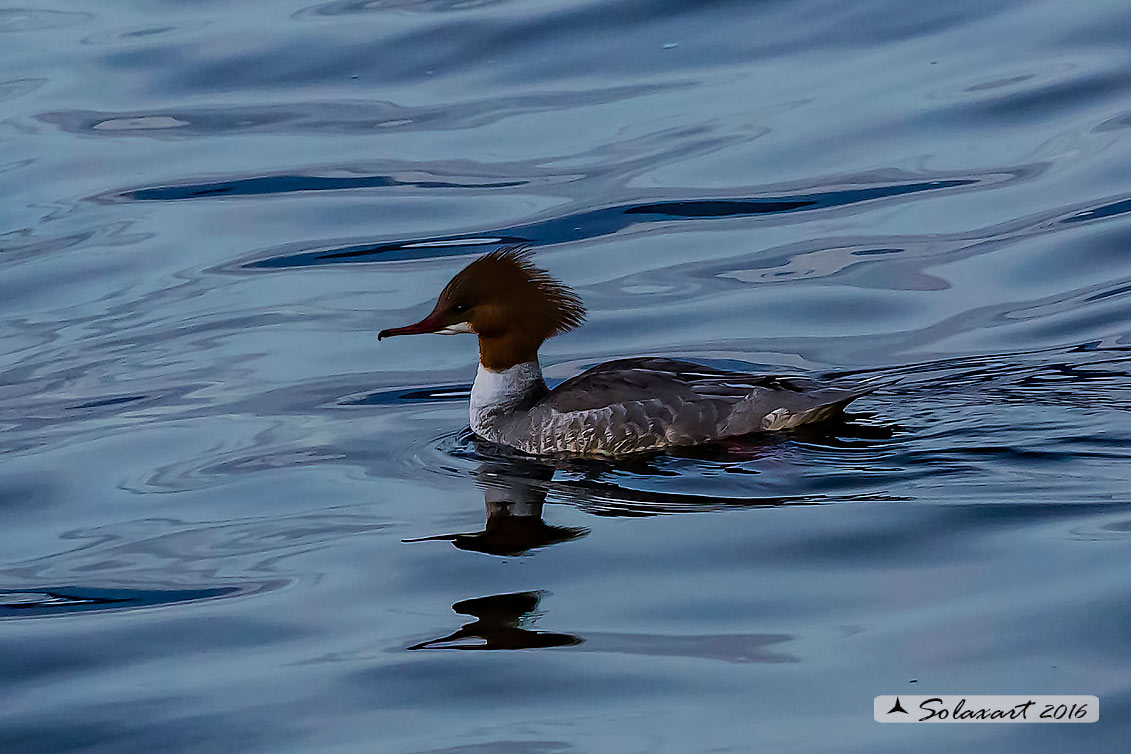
[380,247,873,457]
[470,357,869,456]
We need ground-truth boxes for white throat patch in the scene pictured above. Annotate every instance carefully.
[469,361,544,436]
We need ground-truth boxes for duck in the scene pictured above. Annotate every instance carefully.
[378,246,876,456]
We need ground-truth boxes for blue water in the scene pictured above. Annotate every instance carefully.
[3,1,1131,751]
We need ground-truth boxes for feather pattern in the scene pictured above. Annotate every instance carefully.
[473,358,874,456]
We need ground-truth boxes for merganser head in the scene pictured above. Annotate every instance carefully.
[378,246,586,370]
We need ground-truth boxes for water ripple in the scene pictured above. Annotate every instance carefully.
[293,0,510,18]
[102,171,526,203]
[364,345,1131,515]
[0,77,46,102]
[80,20,209,46]
[240,172,992,268]
[0,512,385,617]
[37,82,683,138]
[0,8,91,32]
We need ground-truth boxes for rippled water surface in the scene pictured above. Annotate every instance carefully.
[4,1,1131,751]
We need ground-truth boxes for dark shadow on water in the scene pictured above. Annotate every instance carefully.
[241,178,975,268]
[110,173,525,201]
[0,586,238,618]
[407,591,582,651]
[66,394,149,410]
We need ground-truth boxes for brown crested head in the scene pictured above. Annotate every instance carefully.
[378,246,586,370]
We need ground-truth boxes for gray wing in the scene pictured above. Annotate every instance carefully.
[546,358,811,412]
[527,358,873,454]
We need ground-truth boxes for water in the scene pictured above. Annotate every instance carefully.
[3,0,1131,750]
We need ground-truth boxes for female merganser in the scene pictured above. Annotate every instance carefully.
[379,246,875,456]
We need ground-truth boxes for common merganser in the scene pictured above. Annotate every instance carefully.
[379,246,876,456]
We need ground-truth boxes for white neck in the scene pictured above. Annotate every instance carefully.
[470,361,545,436]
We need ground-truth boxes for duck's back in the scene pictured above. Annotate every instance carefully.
[512,358,869,455]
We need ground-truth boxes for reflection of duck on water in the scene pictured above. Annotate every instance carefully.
[410,589,799,662]
[405,456,586,557]
[408,591,581,651]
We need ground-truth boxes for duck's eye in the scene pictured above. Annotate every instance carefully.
[452,304,468,314]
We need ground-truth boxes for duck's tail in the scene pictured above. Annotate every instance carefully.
[794,373,899,426]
